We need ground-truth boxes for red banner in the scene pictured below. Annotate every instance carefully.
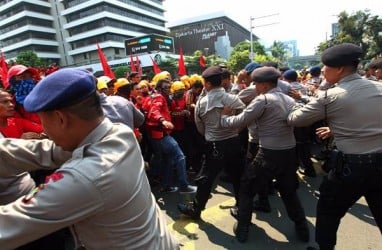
[0,52,9,88]
[96,42,115,78]
[177,47,186,76]
[199,54,206,68]
[150,56,161,74]
[135,54,142,76]
[129,52,136,72]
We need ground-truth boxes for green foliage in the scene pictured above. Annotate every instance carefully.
[147,52,227,78]
[270,41,288,65]
[317,10,382,60]
[16,51,47,67]
[227,40,284,73]
[113,66,129,78]
[156,56,178,77]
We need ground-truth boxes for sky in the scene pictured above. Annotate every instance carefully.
[163,0,382,56]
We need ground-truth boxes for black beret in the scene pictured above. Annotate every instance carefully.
[202,66,223,78]
[283,69,298,81]
[321,43,362,67]
[251,66,281,83]
[24,68,96,112]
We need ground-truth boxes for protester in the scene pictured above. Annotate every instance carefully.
[7,64,41,124]
[96,75,116,96]
[142,78,196,194]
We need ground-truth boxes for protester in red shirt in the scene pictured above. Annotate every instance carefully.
[170,81,190,165]
[0,89,43,139]
[143,78,196,194]
[7,64,41,124]
[184,76,205,173]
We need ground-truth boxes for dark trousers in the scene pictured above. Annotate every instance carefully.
[184,122,205,173]
[294,126,314,172]
[195,136,245,210]
[316,156,382,248]
[237,147,306,226]
[247,142,269,199]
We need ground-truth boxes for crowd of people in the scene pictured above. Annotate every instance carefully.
[0,42,381,250]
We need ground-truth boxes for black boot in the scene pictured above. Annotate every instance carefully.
[253,198,271,213]
[295,219,310,242]
[233,221,249,243]
[306,246,335,250]
[298,166,317,177]
[177,202,201,220]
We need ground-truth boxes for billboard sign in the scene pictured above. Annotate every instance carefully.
[125,34,174,54]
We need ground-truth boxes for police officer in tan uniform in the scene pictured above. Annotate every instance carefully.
[177,66,246,220]
[221,67,309,243]
[288,43,382,250]
[0,68,179,250]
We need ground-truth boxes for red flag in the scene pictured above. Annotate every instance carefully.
[150,56,161,74]
[0,52,9,89]
[177,47,186,76]
[129,52,136,72]
[135,54,142,76]
[199,54,206,68]
[96,42,115,78]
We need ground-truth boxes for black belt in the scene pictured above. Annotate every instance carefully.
[343,153,382,165]
[206,136,238,145]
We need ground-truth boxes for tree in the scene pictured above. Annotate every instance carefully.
[16,51,46,67]
[269,41,288,65]
[317,10,382,60]
[113,66,129,78]
[227,41,273,73]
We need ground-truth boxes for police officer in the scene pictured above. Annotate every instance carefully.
[221,66,309,243]
[0,68,179,249]
[288,43,382,250]
[177,66,246,219]
[283,69,317,177]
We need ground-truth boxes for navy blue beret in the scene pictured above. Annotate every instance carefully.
[283,69,298,81]
[244,62,261,74]
[251,66,281,83]
[321,43,362,67]
[24,68,96,112]
[309,65,321,76]
[202,66,223,78]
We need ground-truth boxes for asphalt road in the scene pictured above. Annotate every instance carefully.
[152,165,382,250]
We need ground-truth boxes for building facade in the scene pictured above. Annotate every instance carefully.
[282,40,299,57]
[168,12,258,60]
[0,0,61,63]
[0,0,167,69]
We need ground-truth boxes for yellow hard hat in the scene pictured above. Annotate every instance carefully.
[114,78,129,92]
[189,74,204,87]
[138,80,149,89]
[149,81,156,89]
[97,76,112,90]
[180,75,190,89]
[171,81,185,93]
[152,71,171,85]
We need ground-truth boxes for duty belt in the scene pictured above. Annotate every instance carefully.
[343,153,382,165]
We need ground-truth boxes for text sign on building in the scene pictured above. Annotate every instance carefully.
[125,34,174,54]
